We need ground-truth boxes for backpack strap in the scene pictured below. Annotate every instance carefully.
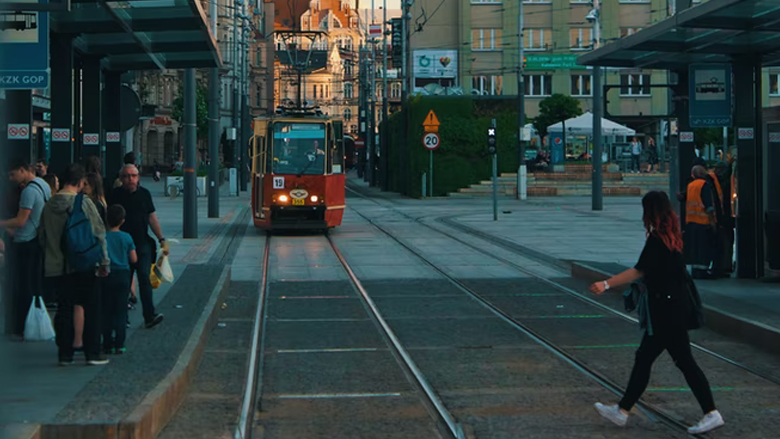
[27,180,50,202]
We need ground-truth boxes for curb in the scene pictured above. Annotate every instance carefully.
[571,261,780,356]
[33,266,232,439]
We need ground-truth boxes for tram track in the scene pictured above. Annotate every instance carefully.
[236,234,464,439]
[344,185,780,437]
[345,185,780,388]
[342,193,696,437]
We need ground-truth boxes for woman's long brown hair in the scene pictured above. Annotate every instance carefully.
[642,191,683,253]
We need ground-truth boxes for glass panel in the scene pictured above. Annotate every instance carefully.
[771,74,780,95]
[272,122,327,175]
[494,76,503,95]
[642,74,651,95]
[472,29,481,50]
[620,74,629,94]
[543,75,552,96]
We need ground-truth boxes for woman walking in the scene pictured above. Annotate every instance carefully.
[590,191,724,434]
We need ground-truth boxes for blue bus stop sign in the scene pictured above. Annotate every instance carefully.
[689,64,732,128]
[0,4,50,90]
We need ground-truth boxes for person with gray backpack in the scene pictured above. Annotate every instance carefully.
[39,163,110,366]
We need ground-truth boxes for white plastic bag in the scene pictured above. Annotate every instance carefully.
[156,254,174,283]
[24,297,56,341]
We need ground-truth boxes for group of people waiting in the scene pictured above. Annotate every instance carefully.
[2,153,169,365]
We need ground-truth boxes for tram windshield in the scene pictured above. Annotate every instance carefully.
[272,122,326,175]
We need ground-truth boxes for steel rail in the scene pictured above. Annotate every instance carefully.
[327,235,465,439]
[346,184,780,388]
[234,236,271,439]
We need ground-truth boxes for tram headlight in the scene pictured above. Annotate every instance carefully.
[279,195,289,203]
[310,195,318,203]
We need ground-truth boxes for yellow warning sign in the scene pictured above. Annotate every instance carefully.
[423,110,440,133]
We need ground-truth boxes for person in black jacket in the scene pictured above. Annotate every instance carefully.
[589,191,724,435]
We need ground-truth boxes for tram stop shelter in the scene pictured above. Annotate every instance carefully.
[578,0,780,279]
[1,0,221,176]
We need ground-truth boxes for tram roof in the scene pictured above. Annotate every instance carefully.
[577,0,780,70]
[51,0,220,71]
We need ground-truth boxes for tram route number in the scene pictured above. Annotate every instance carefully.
[273,177,285,189]
[422,132,440,151]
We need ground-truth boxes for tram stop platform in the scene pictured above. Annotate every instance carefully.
[347,176,780,357]
[0,178,253,439]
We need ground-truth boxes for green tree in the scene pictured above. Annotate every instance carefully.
[171,83,209,140]
[532,93,583,140]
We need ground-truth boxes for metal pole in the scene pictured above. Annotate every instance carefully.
[382,0,389,191]
[232,1,239,171]
[591,2,603,211]
[517,0,525,199]
[429,149,433,197]
[208,0,220,218]
[400,0,409,195]
[240,23,249,191]
[492,118,498,221]
[184,68,198,238]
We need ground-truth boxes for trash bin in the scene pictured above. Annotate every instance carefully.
[766,210,780,269]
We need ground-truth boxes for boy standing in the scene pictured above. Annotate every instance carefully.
[102,205,137,354]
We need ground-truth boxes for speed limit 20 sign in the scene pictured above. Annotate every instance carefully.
[422,132,440,150]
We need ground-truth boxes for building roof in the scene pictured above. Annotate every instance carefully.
[577,0,780,70]
[51,0,220,71]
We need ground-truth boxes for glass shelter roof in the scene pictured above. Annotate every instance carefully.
[578,0,780,69]
[51,0,221,71]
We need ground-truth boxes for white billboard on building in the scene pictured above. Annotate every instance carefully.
[413,50,457,78]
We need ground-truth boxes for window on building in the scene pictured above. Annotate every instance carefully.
[619,0,650,3]
[320,85,324,99]
[345,61,353,77]
[350,124,358,133]
[344,82,353,98]
[344,108,352,121]
[523,0,551,3]
[326,84,329,98]
[524,75,552,96]
[472,76,503,95]
[256,47,262,67]
[770,73,780,95]
[391,82,401,98]
[620,27,642,38]
[472,29,503,51]
[570,28,593,50]
[471,0,502,3]
[570,74,591,96]
[620,73,652,96]
[313,85,317,99]
[524,28,548,51]
[256,85,262,107]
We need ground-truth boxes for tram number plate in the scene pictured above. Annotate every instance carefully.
[273,177,285,189]
[292,198,304,206]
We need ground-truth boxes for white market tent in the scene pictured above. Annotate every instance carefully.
[546,112,636,136]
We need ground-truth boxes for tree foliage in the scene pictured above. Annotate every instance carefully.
[532,94,583,139]
[171,83,210,140]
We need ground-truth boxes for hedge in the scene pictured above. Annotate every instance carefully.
[383,96,524,198]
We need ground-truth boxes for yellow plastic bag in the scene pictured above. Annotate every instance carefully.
[150,264,162,289]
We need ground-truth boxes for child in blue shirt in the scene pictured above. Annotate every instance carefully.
[102,205,137,354]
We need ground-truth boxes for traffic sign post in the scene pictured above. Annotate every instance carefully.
[422,111,441,197]
[490,119,498,221]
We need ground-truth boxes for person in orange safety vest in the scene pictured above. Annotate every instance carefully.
[684,165,718,279]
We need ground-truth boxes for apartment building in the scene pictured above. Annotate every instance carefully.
[272,0,363,133]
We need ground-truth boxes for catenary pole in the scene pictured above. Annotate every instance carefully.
[183,69,198,238]
[517,0,525,198]
[208,0,220,217]
[591,0,603,211]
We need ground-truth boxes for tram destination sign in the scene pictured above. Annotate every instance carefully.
[0,1,50,89]
[689,64,732,128]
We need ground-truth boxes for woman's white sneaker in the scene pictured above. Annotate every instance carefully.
[594,403,628,427]
[688,410,724,434]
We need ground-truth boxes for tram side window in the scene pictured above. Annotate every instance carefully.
[272,122,327,175]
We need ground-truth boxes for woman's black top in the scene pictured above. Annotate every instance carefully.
[635,233,688,333]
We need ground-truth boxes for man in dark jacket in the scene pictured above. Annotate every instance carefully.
[110,164,167,329]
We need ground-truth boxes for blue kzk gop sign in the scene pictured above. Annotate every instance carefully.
[0,3,50,89]
[689,64,732,128]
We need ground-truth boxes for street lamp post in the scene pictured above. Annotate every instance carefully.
[588,1,603,211]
